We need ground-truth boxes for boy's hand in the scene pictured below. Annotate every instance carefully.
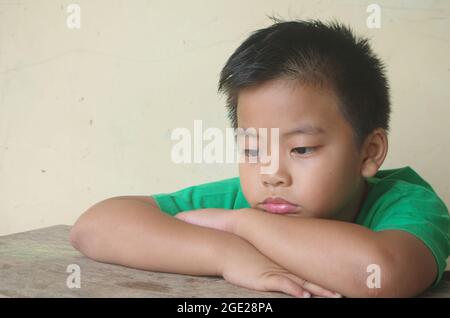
[175,208,295,234]
[175,208,341,298]
[175,208,236,232]
[219,232,341,298]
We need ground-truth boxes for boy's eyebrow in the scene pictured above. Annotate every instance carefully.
[237,124,325,137]
[283,124,325,137]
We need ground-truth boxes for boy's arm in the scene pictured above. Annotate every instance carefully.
[70,197,226,276]
[69,197,338,297]
[230,208,437,297]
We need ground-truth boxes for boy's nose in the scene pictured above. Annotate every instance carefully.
[261,170,291,187]
[263,179,284,187]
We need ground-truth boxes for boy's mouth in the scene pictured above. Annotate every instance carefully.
[259,197,300,214]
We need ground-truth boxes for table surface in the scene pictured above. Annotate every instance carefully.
[0,225,448,298]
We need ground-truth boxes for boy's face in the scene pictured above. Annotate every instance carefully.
[237,78,368,222]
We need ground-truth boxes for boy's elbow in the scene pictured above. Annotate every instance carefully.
[69,198,112,254]
[357,247,432,298]
[349,245,402,298]
[356,230,440,298]
[362,270,408,298]
[69,217,93,255]
[69,223,84,252]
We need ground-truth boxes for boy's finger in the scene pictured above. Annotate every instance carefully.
[303,281,342,298]
[263,274,310,298]
[286,274,341,298]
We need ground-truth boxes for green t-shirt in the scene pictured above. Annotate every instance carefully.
[152,166,450,288]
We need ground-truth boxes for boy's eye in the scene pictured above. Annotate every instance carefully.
[291,147,315,156]
[243,149,259,157]
[243,147,315,157]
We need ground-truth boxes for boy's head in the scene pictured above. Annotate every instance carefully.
[218,18,390,222]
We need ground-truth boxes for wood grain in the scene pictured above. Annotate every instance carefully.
[0,225,448,298]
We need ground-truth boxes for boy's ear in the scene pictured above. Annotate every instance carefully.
[360,128,389,178]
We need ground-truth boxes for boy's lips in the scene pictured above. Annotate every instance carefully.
[259,197,299,214]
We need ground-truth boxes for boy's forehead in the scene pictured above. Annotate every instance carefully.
[237,79,342,133]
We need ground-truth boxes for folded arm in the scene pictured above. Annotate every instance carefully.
[70,197,339,297]
[70,196,231,276]
[230,208,437,297]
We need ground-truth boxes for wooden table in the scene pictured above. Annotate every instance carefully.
[0,225,448,298]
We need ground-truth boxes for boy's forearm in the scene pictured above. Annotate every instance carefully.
[70,198,243,277]
[232,208,389,297]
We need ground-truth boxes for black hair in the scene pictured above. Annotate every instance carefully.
[218,16,390,150]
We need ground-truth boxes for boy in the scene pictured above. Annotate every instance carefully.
[70,19,449,298]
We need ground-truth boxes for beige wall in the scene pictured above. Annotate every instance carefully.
[0,0,449,238]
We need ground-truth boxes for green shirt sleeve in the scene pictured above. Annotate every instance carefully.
[369,185,450,288]
[151,177,250,216]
